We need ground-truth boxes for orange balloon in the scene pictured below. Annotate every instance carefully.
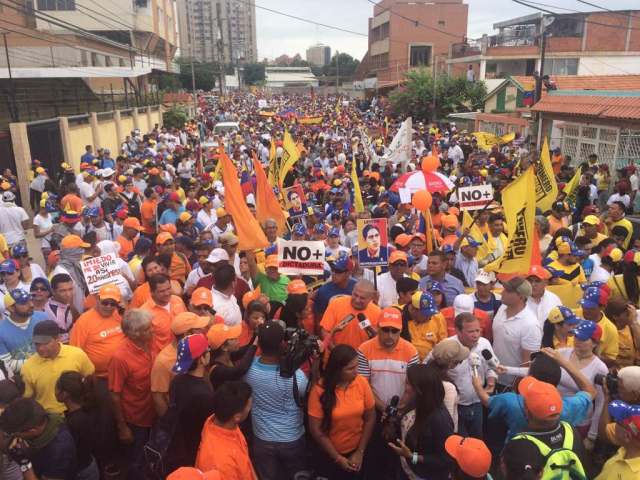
[421,155,440,173]
[412,190,432,211]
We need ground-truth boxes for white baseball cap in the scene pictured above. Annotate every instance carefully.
[475,269,495,285]
[453,294,475,317]
[206,248,229,264]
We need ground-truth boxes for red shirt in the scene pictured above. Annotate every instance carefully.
[440,306,492,342]
[108,338,156,427]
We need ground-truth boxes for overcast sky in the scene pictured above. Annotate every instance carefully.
[255,0,640,60]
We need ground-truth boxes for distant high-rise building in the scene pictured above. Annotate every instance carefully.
[177,0,257,63]
[306,44,332,67]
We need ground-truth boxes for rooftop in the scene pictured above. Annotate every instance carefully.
[532,94,640,120]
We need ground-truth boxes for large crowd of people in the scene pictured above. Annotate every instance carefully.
[0,91,638,480]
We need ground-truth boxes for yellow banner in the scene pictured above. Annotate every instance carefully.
[535,137,558,212]
[278,130,300,189]
[299,116,323,125]
[351,157,364,213]
[485,167,537,273]
[563,165,582,206]
[472,131,516,152]
[259,111,276,117]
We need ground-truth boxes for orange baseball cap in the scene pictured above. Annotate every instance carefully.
[191,287,213,307]
[518,376,563,420]
[527,264,551,280]
[179,212,193,223]
[389,250,408,265]
[265,254,278,269]
[207,323,242,350]
[123,217,144,231]
[287,279,308,295]
[242,286,264,309]
[171,312,210,335]
[412,233,426,243]
[444,435,492,478]
[160,223,177,236]
[394,233,412,247]
[167,467,220,480]
[98,284,121,302]
[60,235,90,249]
[378,307,402,329]
[156,232,174,245]
[442,214,459,230]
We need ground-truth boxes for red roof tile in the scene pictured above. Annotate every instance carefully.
[531,95,640,120]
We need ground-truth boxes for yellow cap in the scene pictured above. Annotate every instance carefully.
[179,211,192,222]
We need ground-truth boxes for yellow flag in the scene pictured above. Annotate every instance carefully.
[534,137,558,213]
[267,140,278,185]
[472,131,515,152]
[462,210,486,246]
[485,167,537,274]
[278,130,300,189]
[563,165,583,206]
[351,158,364,213]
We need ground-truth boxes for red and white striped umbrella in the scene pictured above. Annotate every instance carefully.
[390,170,454,194]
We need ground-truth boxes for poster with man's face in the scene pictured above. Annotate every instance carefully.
[357,218,388,267]
[283,185,307,219]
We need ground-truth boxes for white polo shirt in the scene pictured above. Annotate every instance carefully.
[211,288,241,326]
[492,304,541,386]
[376,271,399,309]
[526,289,562,327]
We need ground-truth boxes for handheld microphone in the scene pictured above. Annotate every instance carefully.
[469,352,481,377]
[336,314,355,331]
[357,313,376,338]
[386,395,400,417]
[481,349,500,371]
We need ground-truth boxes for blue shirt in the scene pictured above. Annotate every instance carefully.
[313,278,357,315]
[80,152,94,165]
[159,206,186,225]
[488,391,591,440]
[0,311,48,374]
[419,273,464,305]
[244,357,307,442]
[101,157,115,169]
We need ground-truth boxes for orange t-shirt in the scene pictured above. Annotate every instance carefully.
[307,375,375,454]
[196,417,257,479]
[320,296,382,351]
[116,235,137,261]
[140,296,187,350]
[150,343,176,393]
[547,215,569,236]
[169,252,191,285]
[69,308,124,377]
[130,280,183,309]
[141,199,157,235]
[60,193,83,213]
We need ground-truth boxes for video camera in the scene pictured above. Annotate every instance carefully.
[594,372,619,396]
[279,327,320,379]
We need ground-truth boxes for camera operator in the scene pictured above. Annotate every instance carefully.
[243,321,312,480]
[598,366,640,447]
[356,307,419,478]
[442,312,497,438]
[272,280,314,335]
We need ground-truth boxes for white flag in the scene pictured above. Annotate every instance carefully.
[386,117,412,167]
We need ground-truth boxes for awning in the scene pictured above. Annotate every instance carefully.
[0,67,152,79]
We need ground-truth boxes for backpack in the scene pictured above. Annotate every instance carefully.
[143,388,181,479]
[513,422,587,480]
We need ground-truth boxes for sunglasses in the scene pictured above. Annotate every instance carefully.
[100,300,119,307]
[380,327,400,334]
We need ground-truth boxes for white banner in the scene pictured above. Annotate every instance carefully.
[386,117,412,167]
[458,184,494,211]
[81,253,128,294]
[276,239,325,275]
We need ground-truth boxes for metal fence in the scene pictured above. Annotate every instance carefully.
[616,130,640,169]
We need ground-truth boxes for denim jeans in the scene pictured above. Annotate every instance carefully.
[125,424,150,480]
[251,435,309,480]
[457,403,483,438]
[76,457,100,480]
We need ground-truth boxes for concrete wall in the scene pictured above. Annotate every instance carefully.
[578,55,640,75]
[10,106,164,214]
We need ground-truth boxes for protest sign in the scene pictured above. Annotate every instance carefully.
[257,99,268,109]
[81,254,128,294]
[283,185,307,218]
[458,184,494,211]
[357,218,388,267]
[277,239,325,275]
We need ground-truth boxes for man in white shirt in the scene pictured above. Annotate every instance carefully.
[444,312,497,438]
[78,171,102,208]
[376,251,410,308]
[526,265,561,327]
[211,263,241,326]
[447,139,465,164]
[0,192,29,249]
[492,277,541,388]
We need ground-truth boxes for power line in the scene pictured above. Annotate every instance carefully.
[576,0,640,20]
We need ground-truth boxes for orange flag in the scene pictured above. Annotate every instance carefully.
[220,151,269,251]
[252,153,287,235]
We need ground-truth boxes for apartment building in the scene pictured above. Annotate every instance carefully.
[306,44,331,67]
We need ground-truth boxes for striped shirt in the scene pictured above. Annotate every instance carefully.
[357,338,419,405]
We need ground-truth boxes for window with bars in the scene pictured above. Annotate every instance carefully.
[37,0,75,10]
[410,45,431,67]
[559,122,619,169]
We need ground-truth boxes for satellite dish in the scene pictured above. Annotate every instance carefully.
[543,16,555,27]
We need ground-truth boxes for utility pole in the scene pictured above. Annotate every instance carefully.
[335,50,339,95]
[433,55,438,123]
[187,8,198,117]
[535,16,554,148]
[1,31,18,122]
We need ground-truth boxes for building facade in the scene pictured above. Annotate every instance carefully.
[447,11,640,81]
[177,0,257,64]
[355,0,468,90]
[306,44,331,67]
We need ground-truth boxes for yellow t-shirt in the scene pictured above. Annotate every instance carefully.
[616,325,639,368]
[407,312,448,361]
[553,335,574,349]
[22,344,95,413]
[607,274,640,308]
[0,234,8,258]
[546,259,586,285]
[573,308,619,361]
[594,446,640,480]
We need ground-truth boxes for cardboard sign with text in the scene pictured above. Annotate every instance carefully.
[276,239,325,275]
[81,254,128,294]
[458,184,494,211]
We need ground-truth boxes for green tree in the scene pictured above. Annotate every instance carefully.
[389,70,486,122]
[175,57,218,91]
[323,52,360,78]
[243,63,266,85]
[155,73,181,92]
[163,106,188,129]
